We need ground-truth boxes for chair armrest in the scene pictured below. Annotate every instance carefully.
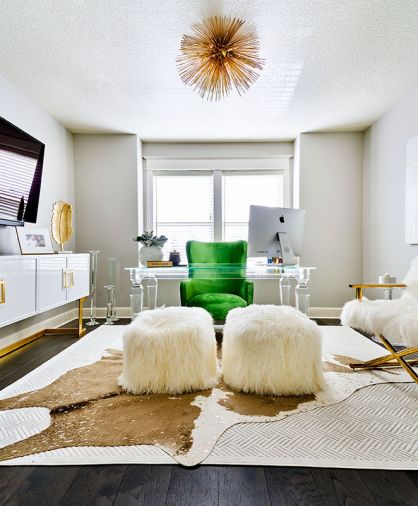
[180,279,196,306]
[240,280,254,305]
[349,283,406,300]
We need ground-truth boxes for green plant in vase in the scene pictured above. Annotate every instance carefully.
[134,231,168,266]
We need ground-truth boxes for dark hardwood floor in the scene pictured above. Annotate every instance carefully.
[0,318,417,506]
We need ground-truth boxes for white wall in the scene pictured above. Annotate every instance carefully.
[295,132,363,308]
[0,73,75,251]
[363,88,418,284]
[74,134,141,307]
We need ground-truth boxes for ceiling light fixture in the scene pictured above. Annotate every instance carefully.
[177,15,264,101]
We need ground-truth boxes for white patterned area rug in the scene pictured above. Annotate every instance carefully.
[0,325,416,469]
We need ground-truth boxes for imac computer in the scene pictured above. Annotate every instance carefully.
[248,205,305,264]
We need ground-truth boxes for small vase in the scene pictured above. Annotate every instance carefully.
[138,245,164,266]
[169,250,181,266]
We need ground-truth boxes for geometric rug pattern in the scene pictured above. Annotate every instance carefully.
[206,382,418,469]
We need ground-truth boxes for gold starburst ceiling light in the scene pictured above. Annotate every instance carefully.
[177,16,264,101]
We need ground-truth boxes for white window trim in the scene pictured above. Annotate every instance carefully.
[143,158,292,237]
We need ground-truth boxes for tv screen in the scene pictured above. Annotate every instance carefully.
[0,117,45,224]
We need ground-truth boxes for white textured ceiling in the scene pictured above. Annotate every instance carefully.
[1,0,418,140]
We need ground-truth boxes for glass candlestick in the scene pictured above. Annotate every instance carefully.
[104,285,115,325]
[86,250,100,326]
[107,257,120,321]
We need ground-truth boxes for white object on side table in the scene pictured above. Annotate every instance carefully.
[378,273,397,300]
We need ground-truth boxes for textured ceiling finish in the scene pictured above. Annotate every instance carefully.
[0,0,418,140]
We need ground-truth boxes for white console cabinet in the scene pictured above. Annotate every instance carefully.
[0,253,89,329]
[0,257,37,327]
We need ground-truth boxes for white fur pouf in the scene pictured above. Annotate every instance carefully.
[222,305,325,396]
[118,306,218,394]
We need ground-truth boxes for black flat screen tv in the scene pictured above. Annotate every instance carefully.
[0,117,45,226]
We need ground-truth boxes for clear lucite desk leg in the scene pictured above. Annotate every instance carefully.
[295,268,311,315]
[280,275,292,306]
[130,285,144,320]
[145,275,158,310]
[295,285,310,315]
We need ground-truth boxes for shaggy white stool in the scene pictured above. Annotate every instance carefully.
[118,306,218,395]
[222,305,325,396]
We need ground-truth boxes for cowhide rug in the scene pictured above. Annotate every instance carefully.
[0,325,413,466]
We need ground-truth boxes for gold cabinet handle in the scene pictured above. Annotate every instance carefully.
[0,280,5,304]
[63,270,75,289]
[63,270,69,289]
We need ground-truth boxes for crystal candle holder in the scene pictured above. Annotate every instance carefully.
[86,250,100,326]
[104,285,115,325]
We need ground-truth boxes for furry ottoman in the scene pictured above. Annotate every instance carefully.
[222,305,325,396]
[118,306,218,394]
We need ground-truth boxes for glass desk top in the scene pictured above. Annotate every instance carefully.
[125,263,316,283]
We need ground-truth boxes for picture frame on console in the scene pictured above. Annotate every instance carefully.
[15,227,54,255]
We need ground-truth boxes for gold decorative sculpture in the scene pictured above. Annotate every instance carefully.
[177,15,264,101]
[51,201,73,252]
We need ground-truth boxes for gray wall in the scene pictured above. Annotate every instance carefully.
[0,73,76,341]
[74,134,141,306]
[363,88,418,285]
[295,132,363,307]
[0,73,75,252]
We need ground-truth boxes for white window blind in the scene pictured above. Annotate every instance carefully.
[0,148,37,219]
[222,172,284,241]
[153,172,214,261]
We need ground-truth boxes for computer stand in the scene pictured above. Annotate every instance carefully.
[277,232,296,265]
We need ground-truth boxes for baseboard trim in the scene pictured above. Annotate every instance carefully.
[83,306,342,320]
[309,307,342,319]
[0,305,342,357]
[82,307,132,319]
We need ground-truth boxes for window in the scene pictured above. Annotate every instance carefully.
[146,163,290,261]
[223,172,284,242]
[0,148,37,219]
[152,172,214,259]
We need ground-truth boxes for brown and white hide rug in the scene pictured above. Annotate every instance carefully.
[0,325,415,467]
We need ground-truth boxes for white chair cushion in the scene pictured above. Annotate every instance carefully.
[222,305,325,396]
[341,296,418,347]
[118,306,218,394]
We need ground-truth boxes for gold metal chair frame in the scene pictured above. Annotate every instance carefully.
[348,284,418,383]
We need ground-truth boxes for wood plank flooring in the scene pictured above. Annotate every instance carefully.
[0,318,417,506]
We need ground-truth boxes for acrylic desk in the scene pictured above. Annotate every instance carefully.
[125,264,316,319]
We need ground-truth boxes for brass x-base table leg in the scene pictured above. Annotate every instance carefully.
[350,334,418,384]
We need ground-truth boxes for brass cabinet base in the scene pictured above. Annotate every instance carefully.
[0,297,88,358]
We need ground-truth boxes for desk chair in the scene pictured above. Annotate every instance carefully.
[180,240,254,321]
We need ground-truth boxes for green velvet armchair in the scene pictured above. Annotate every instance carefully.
[180,240,254,320]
